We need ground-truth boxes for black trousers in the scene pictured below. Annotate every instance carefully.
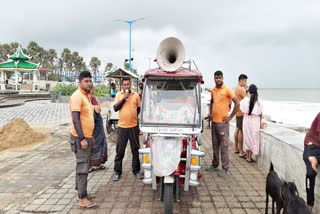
[114,125,140,175]
[303,144,320,206]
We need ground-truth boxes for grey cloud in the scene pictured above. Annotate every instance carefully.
[0,0,319,88]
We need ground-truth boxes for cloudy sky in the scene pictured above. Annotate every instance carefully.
[1,0,319,88]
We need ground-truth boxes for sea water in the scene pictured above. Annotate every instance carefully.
[202,88,320,128]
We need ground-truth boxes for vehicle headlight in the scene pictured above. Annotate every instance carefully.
[191,157,198,165]
[190,172,197,181]
[144,170,151,178]
[144,154,150,163]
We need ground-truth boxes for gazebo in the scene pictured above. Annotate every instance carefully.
[105,68,140,91]
[0,46,40,91]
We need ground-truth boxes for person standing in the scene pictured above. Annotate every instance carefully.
[113,78,142,181]
[206,70,239,177]
[240,84,263,163]
[110,82,117,98]
[234,74,248,158]
[88,87,108,172]
[69,71,96,209]
[138,82,144,100]
[303,112,320,213]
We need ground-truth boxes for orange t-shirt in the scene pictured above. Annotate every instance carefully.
[70,88,94,138]
[211,83,236,123]
[235,85,247,116]
[115,91,141,128]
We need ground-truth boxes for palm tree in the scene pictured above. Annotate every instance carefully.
[105,62,113,72]
[0,44,11,61]
[0,43,20,61]
[56,58,64,82]
[9,42,19,54]
[61,48,71,79]
[27,41,43,64]
[89,57,101,82]
[47,49,57,70]
[72,51,85,81]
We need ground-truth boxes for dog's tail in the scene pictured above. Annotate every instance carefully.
[269,162,274,172]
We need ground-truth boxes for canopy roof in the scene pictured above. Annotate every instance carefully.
[0,46,39,71]
[8,46,31,61]
[0,60,39,70]
[106,68,140,79]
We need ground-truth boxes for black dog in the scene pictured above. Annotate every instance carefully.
[282,181,310,214]
[265,163,284,214]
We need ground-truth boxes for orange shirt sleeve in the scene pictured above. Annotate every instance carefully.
[70,94,82,112]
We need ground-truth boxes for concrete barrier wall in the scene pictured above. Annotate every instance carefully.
[229,123,320,212]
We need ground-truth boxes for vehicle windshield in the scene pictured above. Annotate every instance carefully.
[141,79,201,127]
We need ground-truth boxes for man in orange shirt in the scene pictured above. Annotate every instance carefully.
[69,71,96,209]
[207,70,239,177]
[234,74,248,158]
[113,78,142,181]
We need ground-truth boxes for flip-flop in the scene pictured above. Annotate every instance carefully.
[89,165,105,173]
[246,159,255,163]
[239,154,246,159]
[234,151,240,154]
[77,194,96,202]
[89,167,96,173]
[78,202,97,209]
[98,165,106,170]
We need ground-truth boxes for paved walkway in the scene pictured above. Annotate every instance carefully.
[0,101,268,214]
[0,100,70,129]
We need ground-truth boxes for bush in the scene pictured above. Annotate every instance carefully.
[52,83,110,97]
[53,84,77,96]
[48,74,62,82]
[93,84,110,97]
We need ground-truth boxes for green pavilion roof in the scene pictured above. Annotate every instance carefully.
[0,45,39,71]
[8,46,31,61]
[0,60,39,70]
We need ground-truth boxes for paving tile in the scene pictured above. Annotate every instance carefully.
[0,111,270,214]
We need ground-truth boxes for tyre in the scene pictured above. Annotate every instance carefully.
[163,183,173,214]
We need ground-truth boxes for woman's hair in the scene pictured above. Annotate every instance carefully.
[248,84,258,115]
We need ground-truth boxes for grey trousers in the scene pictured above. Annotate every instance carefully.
[70,135,93,199]
[211,122,230,170]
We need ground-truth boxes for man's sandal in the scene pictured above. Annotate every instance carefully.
[77,194,96,202]
[78,201,97,209]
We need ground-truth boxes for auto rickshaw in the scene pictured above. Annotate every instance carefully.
[139,37,205,214]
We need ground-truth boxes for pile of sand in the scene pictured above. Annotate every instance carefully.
[0,118,45,150]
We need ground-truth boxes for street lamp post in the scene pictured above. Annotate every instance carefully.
[116,18,144,72]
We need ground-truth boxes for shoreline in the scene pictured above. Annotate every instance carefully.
[201,91,317,133]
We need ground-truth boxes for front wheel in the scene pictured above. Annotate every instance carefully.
[164,183,173,214]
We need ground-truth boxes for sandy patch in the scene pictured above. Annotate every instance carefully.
[0,118,47,151]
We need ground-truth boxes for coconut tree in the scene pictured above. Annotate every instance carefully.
[0,43,20,61]
[0,44,11,61]
[72,51,85,81]
[61,48,72,79]
[105,62,113,72]
[27,41,44,64]
[56,58,64,82]
[47,49,57,70]
[89,57,101,82]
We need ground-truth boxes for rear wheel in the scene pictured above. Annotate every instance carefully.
[163,183,173,214]
[106,117,112,134]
